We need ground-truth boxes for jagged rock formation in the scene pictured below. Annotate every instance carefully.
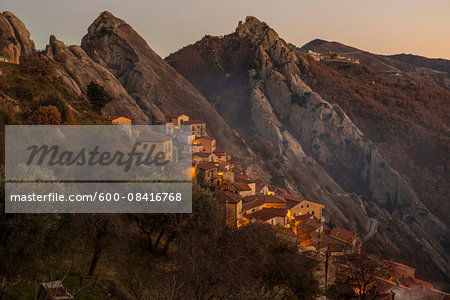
[44,35,148,123]
[0,12,22,63]
[80,12,252,157]
[2,11,35,56]
[166,16,449,285]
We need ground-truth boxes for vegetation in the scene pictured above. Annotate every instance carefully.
[0,183,320,299]
[87,81,111,113]
[300,55,450,227]
[28,105,62,125]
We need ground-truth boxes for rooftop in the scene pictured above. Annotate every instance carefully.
[165,113,184,118]
[295,214,313,222]
[185,120,205,125]
[243,195,286,204]
[233,181,251,191]
[330,227,358,243]
[194,152,214,157]
[246,208,287,222]
[215,190,242,204]
[197,162,218,170]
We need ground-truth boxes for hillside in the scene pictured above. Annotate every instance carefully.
[0,10,448,294]
[166,16,449,287]
[298,39,450,90]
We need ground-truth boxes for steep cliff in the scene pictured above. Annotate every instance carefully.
[2,11,35,56]
[81,12,252,157]
[0,13,21,64]
[166,16,449,285]
[44,35,148,124]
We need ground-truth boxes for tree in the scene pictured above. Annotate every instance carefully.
[80,214,125,277]
[28,105,62,125]
[328,254,387,300]
[87,82,111,113]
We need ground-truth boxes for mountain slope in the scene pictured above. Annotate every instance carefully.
[298,39,450,90]
[43,35,148,124]
[166,16,449,286]
[80,12,252,158]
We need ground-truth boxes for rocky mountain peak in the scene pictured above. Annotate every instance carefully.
[2,11,35,56]
[236,16,280,47]
[0,11,35,64]
[84,11,126,40]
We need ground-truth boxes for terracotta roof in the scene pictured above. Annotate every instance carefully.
[399,277,419,288]
[217,163,230,172]
[197,162,218,170]
[194,152,214,157]
[232,181,251,191]
[165,113,183,118]
[297,224,316,234]
[196,136,214,141]
[235,174,250,182]
[138,131,172,142]
[243,195,286,204]
[330,227,358,243]
[384,260,416,272]
[306,217,322,230]
[246,208,287,222]
[295,214,313,222]
[255,184,267,192]
[185,120,205,125]
[215,190,241,204]
[414,278,434,290]
[286,199,302,209]
[242,198,265,212]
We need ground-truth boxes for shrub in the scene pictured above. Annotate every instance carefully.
[20,53,55,78]
[87,82,111,113]
[28,105,61,125]
[41,94,69,121]
[14,85,33,101]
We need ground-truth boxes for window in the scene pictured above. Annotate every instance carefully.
[312,211,315,215]
[307,211,309,214]
[307,204,309,208]
[301,205,303,208]
[293,213,296,217]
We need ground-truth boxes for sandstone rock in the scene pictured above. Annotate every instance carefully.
[2,11,35,56]
[81,11,253,157]
[44,35,148,124]
[0,13,20,63]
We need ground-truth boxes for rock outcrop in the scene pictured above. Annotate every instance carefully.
[2,11,35,56]
[0,13,21,64]
[166,16,449,284]
[81,11,252,157]
[44,35,148,124]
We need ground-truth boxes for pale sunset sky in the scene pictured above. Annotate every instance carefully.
[2,0,450,59]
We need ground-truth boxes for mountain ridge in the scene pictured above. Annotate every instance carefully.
[166,16,449,286]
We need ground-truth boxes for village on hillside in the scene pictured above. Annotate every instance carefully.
[102,113,449,300]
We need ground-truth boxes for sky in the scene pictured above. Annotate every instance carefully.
[2,0,450,59]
